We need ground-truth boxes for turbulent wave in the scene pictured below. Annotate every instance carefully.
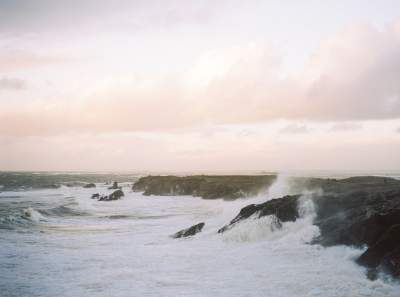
[2,173,400,297]
[221,194,319,243]
[39,205,87,217]
[0,207,47,229]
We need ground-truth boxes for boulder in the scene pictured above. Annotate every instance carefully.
[172,222,205,238]
[83,183,96,188]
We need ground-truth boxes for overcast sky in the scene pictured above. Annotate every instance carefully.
[1,0,400,172]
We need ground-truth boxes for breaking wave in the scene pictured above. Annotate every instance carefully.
[221,194,319,243]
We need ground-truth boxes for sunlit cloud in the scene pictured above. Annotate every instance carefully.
[1,1,400,170]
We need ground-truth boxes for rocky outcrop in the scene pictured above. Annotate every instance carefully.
[312,190,400,247]
[215,176,400,279]
[108,182,120,190]
[132,175,277,200]
[95,190,125,201]
[218,195,300,233]
[172,222,205,238]
[108,189,124,200]
[83,183,96,188]
[357,224,400,273]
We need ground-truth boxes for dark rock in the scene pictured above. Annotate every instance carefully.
[132,175,277,200]
[213,176,400,279]
[380,246,400,277]
[357,224,400,269]
[218,195,300,233]
[108,181,119,190]
[97,190,124,201]
[108,189,124,200]
[313,190,400,247]
[83,183,96,188]
[91,193,100,199]
[98,195,108,201]
[172,222,205,238]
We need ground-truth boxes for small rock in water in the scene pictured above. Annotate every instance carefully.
[91,193,100,199]
[172,222,205,238]
[83,183,96,188]
[108,189,124,200]
[108,181,119,190]
[98,190,124,201]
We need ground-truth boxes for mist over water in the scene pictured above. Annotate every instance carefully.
[1,173,400,297]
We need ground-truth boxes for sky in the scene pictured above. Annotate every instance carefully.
[1,0,400,172]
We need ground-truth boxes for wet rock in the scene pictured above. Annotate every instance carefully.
[214,177,400,279]
[357,224,400,270]
[218,195,300,233]
[91,193,100,199]
[313,190,400,247]
[98,190,125,201]
[172,222,205,238]
[108,189,124,200]
[83,183,96,188]
[108,181,119,190]
[132,175,277,200]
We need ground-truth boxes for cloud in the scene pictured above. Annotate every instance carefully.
[2,21,400,135]
[191,22,400,123]
[329,122,363,132]
[0,49,67,72]
[0,77,26,90]
[0,0,226,37]
[279,124,309,134]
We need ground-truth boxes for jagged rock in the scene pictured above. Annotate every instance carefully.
[357,224,400,270]
[83,183,96,188]
[98,195,108,201]
[97,190,124,201]
[214,177,400,279]
[108,189,124,200]
[108,181,119,190]
[132,175,277,200]
[312,190,400,247]
[218,195,300,233]
[91,193,100,199]
[172,222,205,238]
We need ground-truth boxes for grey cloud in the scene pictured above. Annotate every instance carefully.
[0,0,224,37]
[0,77,26,90]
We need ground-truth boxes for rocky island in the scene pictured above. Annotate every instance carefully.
[132,175,277,199]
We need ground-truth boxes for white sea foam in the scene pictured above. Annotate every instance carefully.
[0,176,400,297]
[22,207,47,222]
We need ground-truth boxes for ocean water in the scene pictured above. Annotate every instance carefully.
[1,174,400,297]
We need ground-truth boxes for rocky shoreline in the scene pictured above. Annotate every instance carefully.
[132,175,400,279]
[132,175,277,199]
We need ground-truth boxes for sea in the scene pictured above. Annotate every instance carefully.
[1,171,400,297]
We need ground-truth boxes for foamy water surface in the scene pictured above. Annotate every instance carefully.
[1,178,400,297]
